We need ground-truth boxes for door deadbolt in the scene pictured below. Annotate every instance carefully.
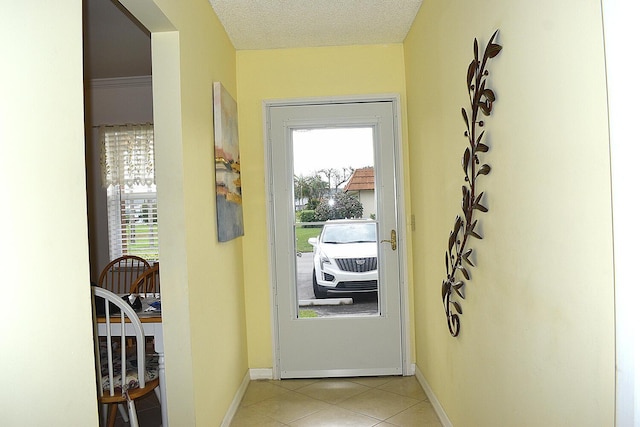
[380,229,397,251]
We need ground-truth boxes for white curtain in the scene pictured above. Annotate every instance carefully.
[100,123,155,188]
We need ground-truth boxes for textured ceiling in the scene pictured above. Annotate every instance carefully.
[209,0,423,50]
[84,0,423,79]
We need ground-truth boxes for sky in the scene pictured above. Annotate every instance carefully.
[292,127,374,177]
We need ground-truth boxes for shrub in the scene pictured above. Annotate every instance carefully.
[314,193,363,221]
[305,198,320,210]
[299,210,316,223]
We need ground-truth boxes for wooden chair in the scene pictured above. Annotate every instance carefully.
[92,287,160,427]
[129,263,160,295]
[98,256,151,294]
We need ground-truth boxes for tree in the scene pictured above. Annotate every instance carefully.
[314,192,363,221]
[307,174,329,200]
[306,198,320,210]
[294,174,329,209]
[319,167,355,191]
[294,174,311,207]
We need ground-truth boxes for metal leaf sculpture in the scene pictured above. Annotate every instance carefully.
[442,30,502,337]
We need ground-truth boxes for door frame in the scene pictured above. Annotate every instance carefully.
[263,94,412,379]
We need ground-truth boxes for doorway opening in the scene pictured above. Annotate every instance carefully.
[266,96,409,379]
[82,0,153,282]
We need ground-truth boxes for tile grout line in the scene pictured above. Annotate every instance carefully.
[231,377,439,427]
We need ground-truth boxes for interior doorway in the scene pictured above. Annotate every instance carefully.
[82,0,153,281]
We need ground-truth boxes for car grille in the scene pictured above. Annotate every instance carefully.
[335,257,377,272]
[336,280,378,291]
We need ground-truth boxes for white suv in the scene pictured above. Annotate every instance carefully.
[308,219,378,298]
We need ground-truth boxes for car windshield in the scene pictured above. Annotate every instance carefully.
[320,222,377,244]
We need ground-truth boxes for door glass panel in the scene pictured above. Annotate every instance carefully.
[292,127,379,318]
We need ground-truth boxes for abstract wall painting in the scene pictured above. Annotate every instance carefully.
[213,82,244,242]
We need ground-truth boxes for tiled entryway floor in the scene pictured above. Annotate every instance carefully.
[111,375,442,426]
[230,376,443,427]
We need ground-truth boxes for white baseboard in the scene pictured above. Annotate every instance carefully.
[249,368,274,380]
[415,365,453,427]
[220,370,251,427]
[406,363,416,376]
[221,369,274,426]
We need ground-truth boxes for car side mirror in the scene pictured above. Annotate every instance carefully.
[308,237,318,246]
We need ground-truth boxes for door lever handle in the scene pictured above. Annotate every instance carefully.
[380,229,397,251]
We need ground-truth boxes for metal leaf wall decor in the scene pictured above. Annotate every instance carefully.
[442,30,502,337]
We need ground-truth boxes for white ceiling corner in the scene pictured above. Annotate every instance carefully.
[208,0,423,50]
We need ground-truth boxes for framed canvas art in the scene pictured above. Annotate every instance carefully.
[213,82,244,242]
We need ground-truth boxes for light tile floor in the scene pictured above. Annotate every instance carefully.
[110,375,442,426]
[231,376,443,427]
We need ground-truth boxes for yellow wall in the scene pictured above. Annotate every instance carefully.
[237,45,413,369]
[0,1,99,425]
[120,0,248,424]
[404,1,615,426]
[2,1,617,425]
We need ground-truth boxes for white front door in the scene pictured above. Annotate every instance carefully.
[266,98,405,378]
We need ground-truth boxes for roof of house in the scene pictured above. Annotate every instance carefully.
[344,167,374,191]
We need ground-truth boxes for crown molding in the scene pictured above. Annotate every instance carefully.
[87,75,152,89]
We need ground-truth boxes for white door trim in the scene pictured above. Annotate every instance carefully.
[262,94,411,378]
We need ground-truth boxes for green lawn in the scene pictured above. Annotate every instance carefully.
[130,222,315,256]
[295,226,322,253]
[298,309,318,318]
[127,223,159,260]
[129,222,314,257]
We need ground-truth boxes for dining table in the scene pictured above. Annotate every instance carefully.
[96,295,167,427]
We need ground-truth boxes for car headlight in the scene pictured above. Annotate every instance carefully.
[319,250,331,269]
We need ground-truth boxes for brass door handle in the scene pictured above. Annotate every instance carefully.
[380,229,397,251]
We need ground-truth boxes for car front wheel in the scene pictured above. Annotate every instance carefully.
[312,269,328,299]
